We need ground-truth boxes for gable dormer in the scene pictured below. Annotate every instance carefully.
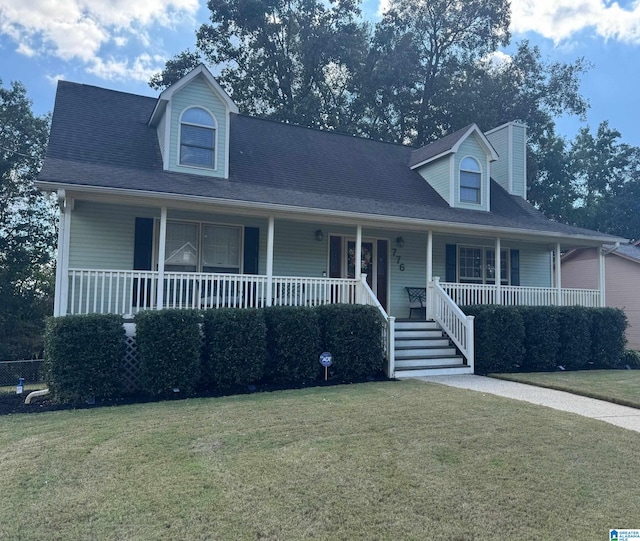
[148,64,239,179]
[410,124,498,211]
[484,122,527,199]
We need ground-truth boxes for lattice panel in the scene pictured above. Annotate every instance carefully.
[122,335,142,392]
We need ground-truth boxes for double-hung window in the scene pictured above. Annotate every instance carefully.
[179,107,216,169]
[459,246,509,284]
[459,157,482,204]
[161,221,241,273]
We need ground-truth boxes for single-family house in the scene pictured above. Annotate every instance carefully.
[562,240,640,350]
[36,64,625,378]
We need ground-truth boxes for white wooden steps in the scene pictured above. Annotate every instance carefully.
[393,319,473,377]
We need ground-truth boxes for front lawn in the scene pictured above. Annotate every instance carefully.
[492,370,640,409]
[1,380,639,540]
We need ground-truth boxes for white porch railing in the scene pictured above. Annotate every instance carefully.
[358,275,395,378]
[428,278,474,370]
[440,282,601,307]
[66,269,360,315]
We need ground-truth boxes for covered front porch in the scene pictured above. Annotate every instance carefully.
[54,196,607,377]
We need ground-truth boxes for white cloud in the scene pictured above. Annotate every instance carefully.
[510,0,640,44]
[45,74,66,85]
[0,0,199,78]
[87,53,168,82]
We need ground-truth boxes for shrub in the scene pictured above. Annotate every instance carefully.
[462,305,524,374]
[316,304,385,381]
[517,306,559,372]
[621,349,640,369]
[135,310,202,395]
[590,308,627,369]
[555,306,592,370]
[44,314,125,404]
[263,306,321,385]
[202,308,266,388]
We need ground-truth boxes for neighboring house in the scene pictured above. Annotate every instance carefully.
[36,64,625,378]
[562,240,640,350]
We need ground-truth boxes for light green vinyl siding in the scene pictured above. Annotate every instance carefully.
[432,235,552,287]
[511,124,526,198]
[69,201,155,269]
[168,75,229,177]
[455,136,488,211]
[485,127,508,192]
[156,110,166,162]
[486,123,527,199]
[416,156,451,205]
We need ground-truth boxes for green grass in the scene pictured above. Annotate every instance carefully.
[1,380,639,540]
[492,370,640,409]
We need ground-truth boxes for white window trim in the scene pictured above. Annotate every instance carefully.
[458,245,510,285]
[178,106,219,171]
[153,218,244,273]
[459,155,482,205]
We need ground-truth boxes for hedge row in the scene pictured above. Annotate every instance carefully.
[43,304,385,403]
[463,305,628,374]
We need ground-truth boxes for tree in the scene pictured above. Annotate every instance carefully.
[359,0,511,144]
[566,122,640,238]
[0,80,56,360]
[151,0,369,132]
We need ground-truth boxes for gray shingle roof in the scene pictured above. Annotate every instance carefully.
[408,124,475,168]
[610,243,640,262]
[38,80,620,241]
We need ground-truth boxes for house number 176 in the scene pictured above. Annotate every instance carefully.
[392,248,405,272]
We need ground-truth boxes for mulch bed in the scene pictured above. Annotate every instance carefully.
[0,373,390,416]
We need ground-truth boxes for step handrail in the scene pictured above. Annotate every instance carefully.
[428,277,474,371]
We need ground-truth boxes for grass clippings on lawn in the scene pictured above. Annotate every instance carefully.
[1,379,639,540]
[492,370,640,409]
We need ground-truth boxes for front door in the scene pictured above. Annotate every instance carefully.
[329,236,388,311]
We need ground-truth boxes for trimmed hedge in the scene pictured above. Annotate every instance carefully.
[556,307,592,370]
[519,306,558,372]
[590,308,627,369]
[464,305,628,373]
[44,314,125,404]
[264,306,321,384]
[135,310,202,395]
[316,304,385,381]
[463,305,524,374]
[202,308,267,388]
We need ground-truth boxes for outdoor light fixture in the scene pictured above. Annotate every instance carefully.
[315,229,324,241]
[396,236,405,248]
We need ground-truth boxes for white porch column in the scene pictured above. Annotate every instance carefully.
[156,207,167,310]
[266,216,275,306]
[555,242,562,306]
[599,246,606,307]
[54,191,72,316]
[426,231,433,319]
[355,225,362,281]
[495,237,501,304]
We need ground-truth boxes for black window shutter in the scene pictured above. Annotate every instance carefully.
[243,227,260,274]
[133,218,154,270]
[510,249,520,286]
[445,244,457,282]
[329,236,342,278]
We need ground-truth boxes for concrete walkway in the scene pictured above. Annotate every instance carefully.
[418,374,640,434]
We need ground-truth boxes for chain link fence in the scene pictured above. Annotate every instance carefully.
[0,360,45,387]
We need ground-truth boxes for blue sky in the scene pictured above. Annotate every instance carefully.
[1,0,639,146]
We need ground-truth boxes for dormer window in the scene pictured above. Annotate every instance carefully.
[460,157,481,204]
[179,107,217,169]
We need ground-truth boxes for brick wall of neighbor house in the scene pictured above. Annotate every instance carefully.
[561,248,599,290]
[606,255,640,350]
